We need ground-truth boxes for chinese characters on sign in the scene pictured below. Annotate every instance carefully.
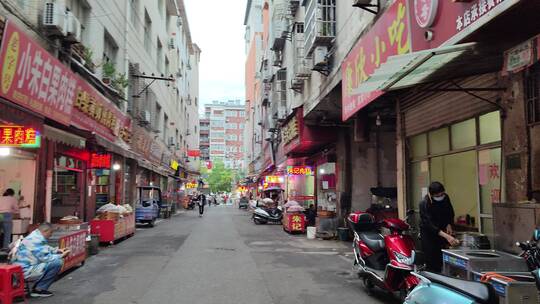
[286,166,314,176]
[282,117,299,145]
[58,230,87,272]
[90,153,112,169]
[187,150,201,157]
[455,0,506,33]
[414,0,438,28]
[0,21,76,125]
[0,125,39,147]
[185,181,197,189]
[0,21,132,144]
[342,0,411,121]
[265,176,284,184]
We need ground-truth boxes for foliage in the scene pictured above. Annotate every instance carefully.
[200,160,234,193]
[82,47,93,65]
[102,62,116,78]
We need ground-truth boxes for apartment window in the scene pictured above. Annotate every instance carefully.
[195,98,198,107]
[163,114,168,140]
[157,39,164,73]
[526,63,540,123]
[103,31,118,64]
[130,0,139,28]
[154,103,162,130]
[66,0,91,44]
[144,10,152,54]
[239,111,245,117]
[165,56,170,76]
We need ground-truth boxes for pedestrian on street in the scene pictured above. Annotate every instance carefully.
[305,204,317,227]
[198,193,206,217]
[419,181,460,272]
[12,223,70,298]
[0,188,19,250]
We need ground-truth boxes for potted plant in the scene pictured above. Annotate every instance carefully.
[102,62,116,84]
[82,47,96,72]
[112,73,129,98]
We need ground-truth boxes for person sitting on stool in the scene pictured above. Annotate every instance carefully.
[11,223,70,298]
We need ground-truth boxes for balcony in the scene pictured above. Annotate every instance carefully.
[304,0,336,56]
[271,3,289,52]
[289,0,301,16]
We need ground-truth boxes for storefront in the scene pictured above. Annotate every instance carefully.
[0,101,43,227]
[401,74,502,241]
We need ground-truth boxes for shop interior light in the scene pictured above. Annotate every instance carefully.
[0,148,10,157]
[319,168,325,174]
[112,163,121,171]
[278,177,285,183]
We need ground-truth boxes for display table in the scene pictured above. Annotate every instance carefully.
[283,212,306,233]
[90,213,135,244]
[48,229,87,274]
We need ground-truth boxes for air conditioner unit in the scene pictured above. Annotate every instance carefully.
[43,2,67,36]
[168,136,175,146]
[313,46,328,67]
[168,37,175,50]
[66,12,81,42]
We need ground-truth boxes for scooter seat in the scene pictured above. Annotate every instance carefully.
[419,271,498,304]
[359,231,385,252]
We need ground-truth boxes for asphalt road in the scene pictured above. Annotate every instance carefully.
[35,205,394,304]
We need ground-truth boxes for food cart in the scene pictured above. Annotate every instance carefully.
[90,210,135,244]
[50,221,88,273]
[282,201,306,233]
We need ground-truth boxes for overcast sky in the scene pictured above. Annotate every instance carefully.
[184,0,247,113]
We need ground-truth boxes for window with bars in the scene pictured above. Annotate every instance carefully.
[526,63,540,123]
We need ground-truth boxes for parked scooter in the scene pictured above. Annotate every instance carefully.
[348,209,419,300]
[187,199,196,210]
[404,271,498,304]
[252,206,283,225]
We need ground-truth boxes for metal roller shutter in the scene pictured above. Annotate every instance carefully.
[401,73,500,137]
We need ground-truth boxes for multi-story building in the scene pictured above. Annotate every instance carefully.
[245,0,540,253]
[205,100,245,171]
[0,0,200,224]
[199,118,210,161]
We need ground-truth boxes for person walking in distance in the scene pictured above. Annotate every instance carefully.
[0,189,19,250]
[197,192,206,217]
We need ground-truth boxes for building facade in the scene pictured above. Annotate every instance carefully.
[205,100,246,171]
[0,0,200,224]
[244,0,540,252]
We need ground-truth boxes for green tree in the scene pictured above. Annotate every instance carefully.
[201,160,234,193]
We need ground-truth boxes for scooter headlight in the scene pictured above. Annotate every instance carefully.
[394,250,415,266]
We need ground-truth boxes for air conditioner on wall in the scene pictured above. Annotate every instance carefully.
[313,46,328,67]
[66,12,82,43]
[168,137,175,146]
[43,2,68,36]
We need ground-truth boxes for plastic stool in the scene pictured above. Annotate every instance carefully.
[0,264,26,304]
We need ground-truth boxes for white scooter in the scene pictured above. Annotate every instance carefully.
[252,206,283,225]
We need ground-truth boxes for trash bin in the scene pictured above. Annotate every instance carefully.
[88,234,100,255]
[307,227,316,239]
[337,227,350,241]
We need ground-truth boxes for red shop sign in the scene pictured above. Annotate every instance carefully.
[90,153,112,169]
[0,125,39,147]
[187,149,201,157]
[0,20,76,125]
[342,0,411,121]
[409,0,519,52]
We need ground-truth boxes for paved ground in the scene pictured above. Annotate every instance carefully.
[34,205,395,304]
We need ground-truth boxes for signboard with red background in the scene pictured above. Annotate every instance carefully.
[0,20,132,144]
[58,230,87,273]
[342,0,411,121]
[409,0,518,51]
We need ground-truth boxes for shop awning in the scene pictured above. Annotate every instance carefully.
[354,43,479,95]
[94,135,139,160]
[43,125,86,149]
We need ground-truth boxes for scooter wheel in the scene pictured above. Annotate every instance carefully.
[253,218,261,225]
[363,277,375,295]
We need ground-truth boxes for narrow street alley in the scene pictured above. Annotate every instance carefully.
[35,206,392,304]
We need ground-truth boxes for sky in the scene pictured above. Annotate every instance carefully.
[184,0,247,113]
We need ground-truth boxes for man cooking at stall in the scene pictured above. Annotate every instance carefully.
[12,223,70,298]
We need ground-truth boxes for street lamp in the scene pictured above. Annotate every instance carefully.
[112,163,121,171]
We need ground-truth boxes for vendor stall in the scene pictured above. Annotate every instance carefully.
[282,201,306,233]
[50,221,88,273]
[90,204,135,244]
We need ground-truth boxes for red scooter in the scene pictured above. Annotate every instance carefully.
[348,210,419,300]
